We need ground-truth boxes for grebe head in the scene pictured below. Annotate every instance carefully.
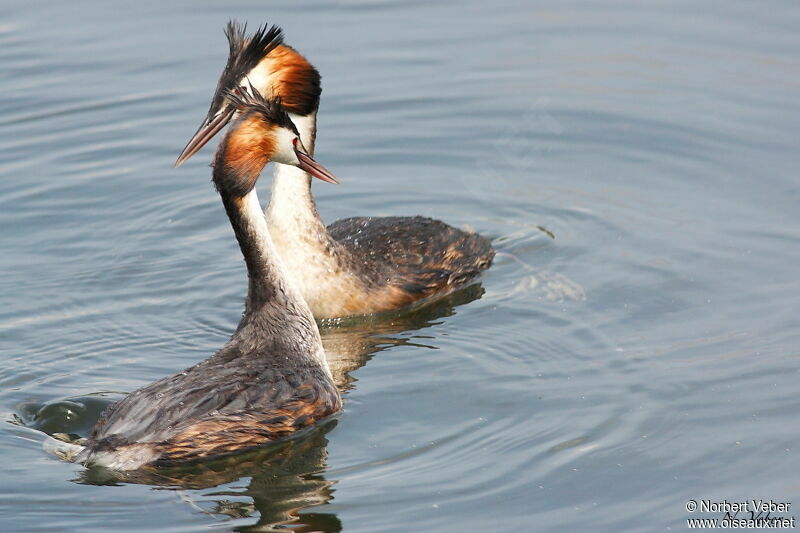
[213,88,337,197]
[176,20,321,167]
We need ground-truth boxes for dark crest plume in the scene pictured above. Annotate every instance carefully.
[226,87,299,135]
[205,21,284,122]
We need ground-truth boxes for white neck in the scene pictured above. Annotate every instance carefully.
[266,112,322,223]
[262,111,362,317]
[236,188,330,370]
[239,188,308,310]
[265,111,333,259]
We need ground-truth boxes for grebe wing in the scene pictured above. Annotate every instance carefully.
[328,216,495,298]
[86,355,339,460]
[155,378,339,463]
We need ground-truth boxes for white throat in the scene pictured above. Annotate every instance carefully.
[266,111,319,227]
[264,110,333,262]
[263,111,360,315]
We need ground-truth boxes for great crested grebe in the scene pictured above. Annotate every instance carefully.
[175,21,495,319]
[74,90,341,470]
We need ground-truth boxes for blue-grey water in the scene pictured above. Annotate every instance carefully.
[2,1,799,531]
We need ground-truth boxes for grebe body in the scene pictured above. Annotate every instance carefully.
[77,87,341,470]
[176,22,494,319]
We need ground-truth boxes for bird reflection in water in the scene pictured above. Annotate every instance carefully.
[76,420,341,532]
[320,283,486,392]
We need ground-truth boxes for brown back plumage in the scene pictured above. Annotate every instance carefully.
[83,340,341,466]
[328,216,495,311]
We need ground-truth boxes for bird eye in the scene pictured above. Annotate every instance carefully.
[293,138,298,146]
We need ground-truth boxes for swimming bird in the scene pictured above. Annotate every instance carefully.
[75,89,342,470]
[175,21,495,319]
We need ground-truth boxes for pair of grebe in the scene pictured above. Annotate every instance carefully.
[74,22,493,470]
[176,22,494,319]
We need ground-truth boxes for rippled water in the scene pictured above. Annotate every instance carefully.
[2,1,799,531]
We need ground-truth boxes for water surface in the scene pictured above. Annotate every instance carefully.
[1,1,799,531]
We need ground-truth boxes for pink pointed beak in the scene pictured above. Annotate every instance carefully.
[295,149,339,184]
[174,107,236,167]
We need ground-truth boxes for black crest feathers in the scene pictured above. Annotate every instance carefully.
[205,21,284,122]
[225,87,299,135]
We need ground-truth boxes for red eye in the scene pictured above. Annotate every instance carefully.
[292,138,298,146]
